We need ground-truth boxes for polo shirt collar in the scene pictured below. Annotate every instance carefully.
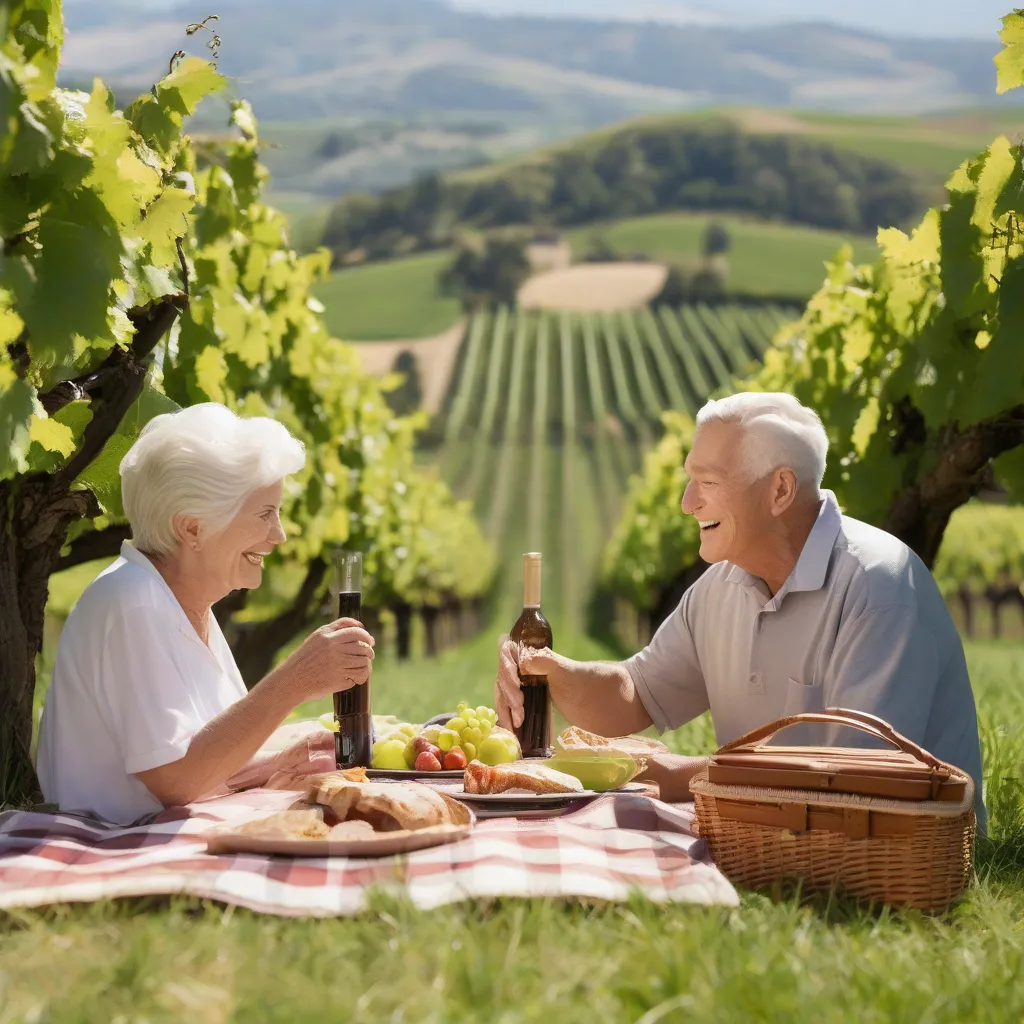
[722,489,842,596]
[786,489,842,595]
[119,540,164,578]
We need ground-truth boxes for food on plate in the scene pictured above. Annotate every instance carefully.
[553,727,667,760]
[477,734,517,766]
[323,701,520,772]
[442,747,468,770]
[414,750,443,772]
[464,760,585,795]
[311,775,459,831]
[545,755,643,792]
[327,820,376,840]
[231,808,331,840]
[405,735,444,769]
[371,737,408,771]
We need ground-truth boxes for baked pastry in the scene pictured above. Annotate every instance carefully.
[464,760,584,795]
[231,808,330,840]
[310,776,457,831]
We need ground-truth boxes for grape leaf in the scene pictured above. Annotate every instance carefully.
[75,383,180,518]
[0,368,36,480]
[28,414,75,456]
[995,11,1024,94]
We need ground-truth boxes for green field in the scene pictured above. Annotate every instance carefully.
[566,214,879,297]
[7,636,1024,1022]
[313,251,460,341]
[313,214,868,341]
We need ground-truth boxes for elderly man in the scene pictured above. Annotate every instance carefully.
[496,392,986,826]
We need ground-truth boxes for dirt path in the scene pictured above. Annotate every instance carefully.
[518,262,668,311]
[351,322,466,414]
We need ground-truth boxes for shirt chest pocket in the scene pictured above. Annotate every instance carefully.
[782,676,824,717]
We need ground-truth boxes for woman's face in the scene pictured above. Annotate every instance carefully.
[201,480,287,594]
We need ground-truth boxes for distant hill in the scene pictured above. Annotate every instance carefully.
[60,0,1021,124]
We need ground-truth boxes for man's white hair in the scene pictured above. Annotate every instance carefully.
[120,403,306,558]
[695,392,828,489]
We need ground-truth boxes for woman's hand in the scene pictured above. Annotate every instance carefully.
[263,731,338,789]
[273,617,375,705]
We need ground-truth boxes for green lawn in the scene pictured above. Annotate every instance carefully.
[565,212,879,297]
[6,635,1024,1022]
[312,252,461,341]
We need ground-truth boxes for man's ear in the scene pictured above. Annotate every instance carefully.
[769,467,799,516]
[172,513,202,552]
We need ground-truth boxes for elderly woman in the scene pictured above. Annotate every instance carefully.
[37,403,373,825]
[495,391,986,826]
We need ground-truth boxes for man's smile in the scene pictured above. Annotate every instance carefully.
[698,520,721,531]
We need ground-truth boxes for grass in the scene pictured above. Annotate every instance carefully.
[312,251,460,341]
[7,635,1024,1022]
[312,212,874,343]
[565,212,880,297]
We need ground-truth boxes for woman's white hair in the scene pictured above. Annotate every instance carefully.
[120,403,306,558]
[695,392,828,490]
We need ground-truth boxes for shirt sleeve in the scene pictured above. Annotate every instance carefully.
[823,603,939,748]
[97,605,216,775]
[624,590,710,733]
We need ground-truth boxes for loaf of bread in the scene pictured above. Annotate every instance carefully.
[464,760,585,795]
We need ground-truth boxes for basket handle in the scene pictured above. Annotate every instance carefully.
[716,707,946,772]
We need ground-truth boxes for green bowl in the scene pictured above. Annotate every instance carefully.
[545,755,639,793]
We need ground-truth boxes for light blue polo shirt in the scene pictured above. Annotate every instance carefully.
[626,491,986,828]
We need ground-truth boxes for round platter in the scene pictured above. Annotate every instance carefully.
[366,767,465,781]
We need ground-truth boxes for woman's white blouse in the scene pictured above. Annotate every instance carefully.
[37,542,247,824]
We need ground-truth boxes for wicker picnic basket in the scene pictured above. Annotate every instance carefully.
[690,708,975,912]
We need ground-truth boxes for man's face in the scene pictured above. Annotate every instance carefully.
[681,421,772,565]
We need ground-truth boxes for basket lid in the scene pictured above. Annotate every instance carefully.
[707,708,966,803]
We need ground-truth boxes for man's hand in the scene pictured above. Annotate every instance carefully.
[495,634,522,731]
[495,634,564,731]
[273,617,375,705]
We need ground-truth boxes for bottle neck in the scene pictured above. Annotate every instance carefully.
[523,555,542,608]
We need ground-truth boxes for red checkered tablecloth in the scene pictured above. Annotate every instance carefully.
[0,789,737,915]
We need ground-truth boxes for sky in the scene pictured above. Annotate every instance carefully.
[448,0,1012,41]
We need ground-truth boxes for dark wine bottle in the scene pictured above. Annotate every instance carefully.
[510,552,553,758]
[333,551,372,769]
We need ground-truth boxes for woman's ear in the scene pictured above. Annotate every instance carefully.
[172,513,202,552]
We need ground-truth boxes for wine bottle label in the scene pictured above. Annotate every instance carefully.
[523,552,542,608]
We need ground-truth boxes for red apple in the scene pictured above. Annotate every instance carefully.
[443,747,467,771]
[414,750,442,772]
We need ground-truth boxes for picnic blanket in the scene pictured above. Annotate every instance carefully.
[0,788,738,915]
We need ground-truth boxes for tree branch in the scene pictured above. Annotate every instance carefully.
[54,295,186,485]
[55,522,132,573]
[883,404,1024,567]
[38,292,186,417]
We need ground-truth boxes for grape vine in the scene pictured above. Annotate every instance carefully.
[0,0,492,803]
[599,11,1024,632]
